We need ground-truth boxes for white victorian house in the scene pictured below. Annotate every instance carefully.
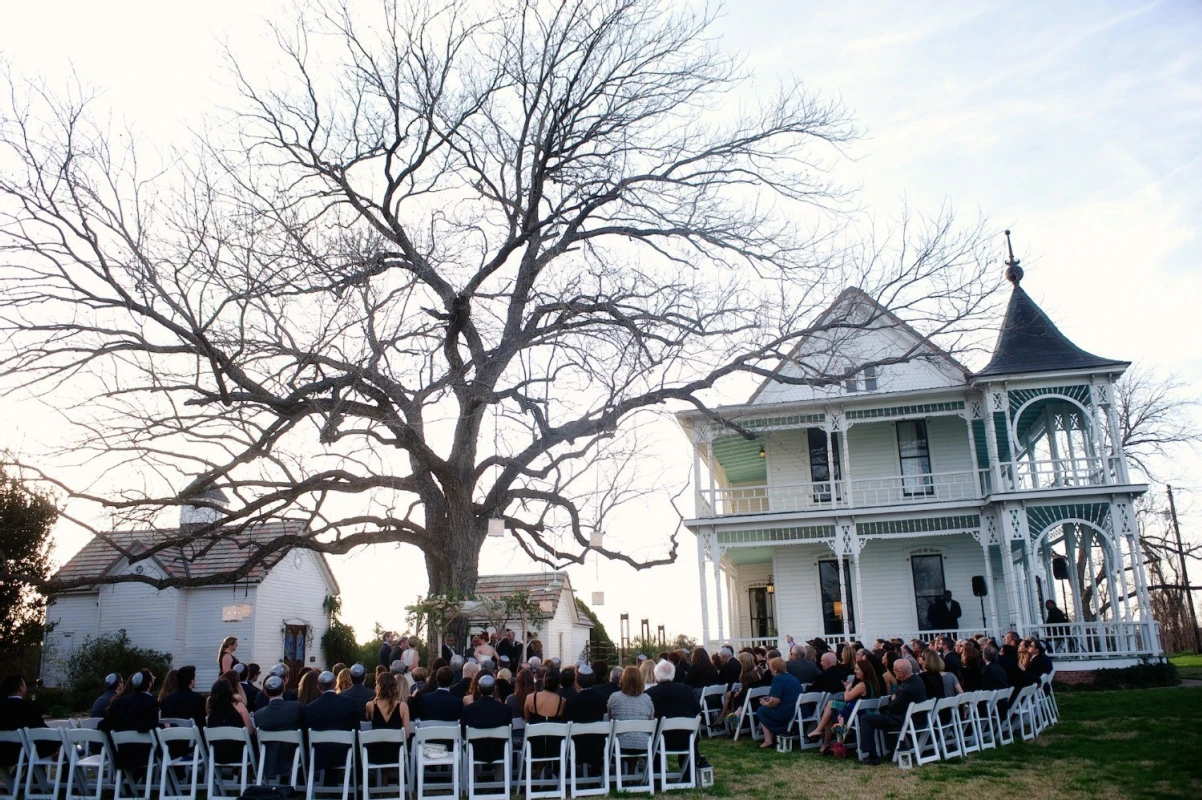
[43,490,339,687]
[679,258,1158,670]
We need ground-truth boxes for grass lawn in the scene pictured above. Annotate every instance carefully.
[692,686,1202,800]
[1169,652,1202,680]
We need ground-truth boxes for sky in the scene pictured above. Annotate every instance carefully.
[2,0,1200,644]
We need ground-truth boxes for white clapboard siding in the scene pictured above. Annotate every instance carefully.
[845,422,900,481]
[771,546,819,646]
[926,416,974,474]
[42,593,99,685]
[254,550,332,674]
[854,534,986,633]
[182,585,259,687]
[97,560,179,658]
[767,428,812,486]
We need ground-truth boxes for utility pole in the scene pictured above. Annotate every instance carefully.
[1167,485,1202,653]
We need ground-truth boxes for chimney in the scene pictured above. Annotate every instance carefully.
[179,486,229,533]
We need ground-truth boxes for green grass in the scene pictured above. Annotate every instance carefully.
[689,687,1202,799]
[1169,652,1202,680]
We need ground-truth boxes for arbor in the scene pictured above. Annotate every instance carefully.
[0,467,58,669]
[0,1,995,598]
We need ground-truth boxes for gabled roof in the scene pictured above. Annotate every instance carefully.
[748,287,969,405]
[974,276,1128,379]
[475,571,589,625]
[52,519,333,588]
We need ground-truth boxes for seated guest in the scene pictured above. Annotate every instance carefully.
[838,645,857,679]
[495,668,513,701]
[722,653,757,717]
[938,637,962,678]
[558,667,577,700]
[460,675,509,764]
[920,651,959,699]
[785,646,820,685]
[754,658,802,749]
[297,670,322,706]
[595,667,623,703]
[363,673,410,764]
[564,666,607,774]
[206,677,256,765]
[808,659,882,753]
[241,663,263,710]
[101,670,161,773]
[1,674,56,767]
[685,647,720,689]
[981,646,1009,691]
[1025,639,1054,681]
[998,644,1024,689]
[254,674,307,784]
[160,665,206,728]
[639,659,658,691]
[419,667,463,722]
[717,647,741,688]
[524,668,566,723]
[607,667,654,752]
[507,668,535,719]
[157,669,179,703]
[453,661,479,699]
[810,652,846,694]
[254,665,297,710]
[90,673,122,718]
[306,671,359,779]
[648,660,707,766]
[222,669,248,707]
[334,667,353,695]
[959,643,984,691]
[341,663,375,720]
[409,667,429,697]
[858,659,927,766]
[880,651,900,693]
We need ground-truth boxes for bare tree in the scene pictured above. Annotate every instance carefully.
[0,0,998,597]
[1115,364,1202,482]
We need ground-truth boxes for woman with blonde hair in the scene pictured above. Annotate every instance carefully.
[218,636,239,674]
[639,659,657,689]
[335,668,352,694]
[722,652,758,717]
[839,644,856,677]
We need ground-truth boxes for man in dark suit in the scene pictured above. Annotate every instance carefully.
[305,671,359,777]
[785,646,820,685]
[1,674,56,767]
[159,665,206,728]
[646,660,703,768]
[944,591,962,632]
[460,675,511,765]
[980,647,1009,691]
[379,633,395,669]
[558,667,578,700]
[858,659,927,765]
[89,673,122,718]
[341,664,376,720]
[563,666,607,774]
[418,667,463,722]
[99,671,161,771]
[938,637,962,678]
[594,667,623,703]
[810,652,846,694]
[451,662,478,699]
[1025,639,1054,681]
[998,644,1024,689]
[716,648,741,688]
[441,635,460,664]
[254,675,307,783]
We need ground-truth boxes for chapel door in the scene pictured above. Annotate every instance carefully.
[284,624,308,674]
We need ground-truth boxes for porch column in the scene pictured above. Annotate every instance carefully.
[824,422,836,507]
[840,414,854,509]
[1001,382,1019,487]
[852,541,866,639]
[980,535,1001,638]
[1044,406,1063,486]
[834,522,851,638]
[693,433,705,517]
[961,408,984,497]
[697,533,711,647]
[1065,525,1085,626]
[1087,383,1112,485]
[983,387,1004,491]
[707,437,717,511]
[711,531,725,645]
[1105,380,1130,483]
[999,537,1021,632]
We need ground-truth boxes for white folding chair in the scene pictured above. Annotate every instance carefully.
[156,726,206,800]
[464,726,511,800]
[889,698,940,767]
[654,717,699,792]
[509,719,526,779]
[159,718,194,729]
[411,724,460,800]
[791,691,827,751]
[957,693,981,754]
[931,697,962,760]
[79,720,103,731]
[1041,671,1060,724]
[45,720,77,729]
[20,727,67,800]
[970,692,996,751]
[205,726,257,798]
[110,730,159,800]
[1031,679,1052,734]
[845,697,882,760]
[731,687,770,742]
[567,720,612,797]
[1008,686,1037,742]
[360,729,405,800]
[63,728,114,800]
[305,730,356,800]
[699,686,727,738]
[610,719,658,795]
[0,730,24,800]
[520,722,568,800]
[257,729,307,791]
[993,689,1014,746]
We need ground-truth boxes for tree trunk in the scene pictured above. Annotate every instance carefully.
[422,496,484,665]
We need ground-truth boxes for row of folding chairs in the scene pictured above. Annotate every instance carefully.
[1,715,703,800]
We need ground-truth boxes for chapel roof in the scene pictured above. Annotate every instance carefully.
[974,233,1128,379]
[475,571,584,623]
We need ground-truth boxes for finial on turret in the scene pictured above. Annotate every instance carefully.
[1003,229,1023,285]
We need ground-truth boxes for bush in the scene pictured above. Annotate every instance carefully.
[321,618,359,668]
[57,630,173,711]
[1056,660,1180,692]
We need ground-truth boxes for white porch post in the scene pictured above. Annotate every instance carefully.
[1001,382,1019,488]
[839,412,854,509]
[693,432,705,517]
[1044,406,1063,486]
[999,506,1025,633]
[707,437,717,512]
[852,536,866,639]
[835,522,850,638]
[984,387,1004,491]
[1087,382,1112,485]
[1065,525,1085,625]
[1105,379,1130,484]
[824,422,836,506]
[697,533,711,647]
[980,531,1001,638]
[961,408,983,497]
[711,531,725,645]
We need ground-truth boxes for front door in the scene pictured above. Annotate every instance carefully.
[284,624,308,674]
[818,560,855,635]
[748,587,775,639]
[911,554,947,631]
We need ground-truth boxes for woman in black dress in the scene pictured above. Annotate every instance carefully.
[206,677,255,765]
[523,668,566,767]
[364,673,411,763]
[218,636,240,675]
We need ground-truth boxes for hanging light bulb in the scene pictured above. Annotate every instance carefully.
[488,517,505,537]
[589,529,604,549]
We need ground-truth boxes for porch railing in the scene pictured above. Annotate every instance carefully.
[978,456,1119,494]
[1032,621,1160,659]
[698,470,979,517]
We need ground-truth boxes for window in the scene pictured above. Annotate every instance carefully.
[284,624,307,669]
[863,365,878,391]
[748,586,775,638]
[807,429,842,502]
[911,554,946,631]
[897,420,934,496]
[844,366,879,393]
[818,560,855,635]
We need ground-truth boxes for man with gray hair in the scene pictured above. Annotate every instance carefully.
[786,645,820,685]
[858,658,927,765]
[717,647,740,688]
[646,660,703,769]
[452,661,479,698]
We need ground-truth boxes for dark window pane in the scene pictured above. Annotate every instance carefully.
[911,555,946,631]
[818,560,856,635]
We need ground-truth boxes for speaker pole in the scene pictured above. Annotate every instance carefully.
[980,595,986,629]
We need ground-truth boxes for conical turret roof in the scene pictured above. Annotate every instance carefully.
[974,233,1128,378]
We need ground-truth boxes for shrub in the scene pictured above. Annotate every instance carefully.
[1056,660,1180,692]
[321,618,359,668]
[57,630,173,710]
